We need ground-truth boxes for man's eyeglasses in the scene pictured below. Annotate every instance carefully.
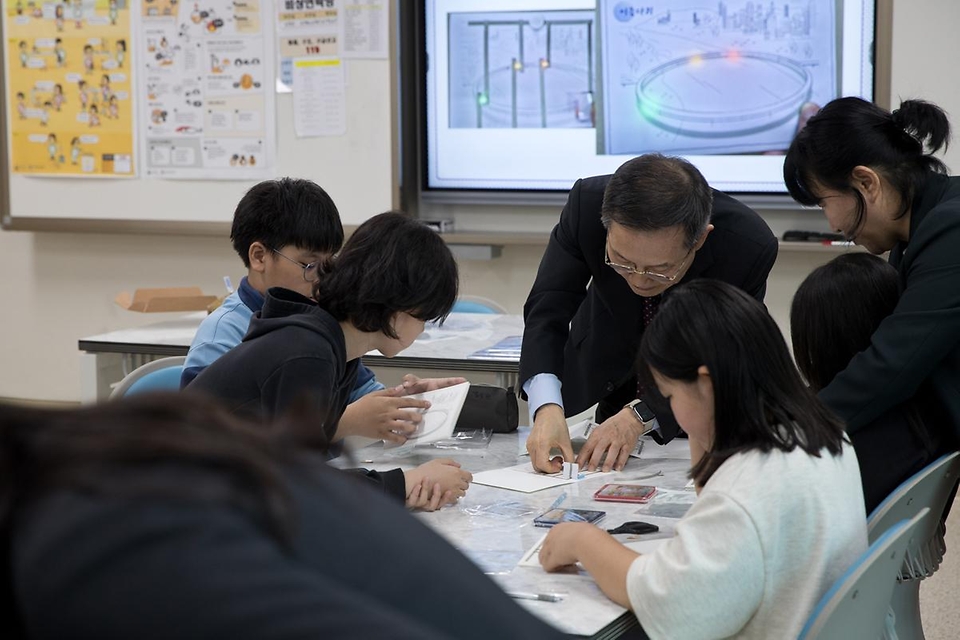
[269,247,323,283]
[604,245,692,283]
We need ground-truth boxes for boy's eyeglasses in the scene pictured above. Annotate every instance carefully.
[269,247,322,283]
[603,245,692,284]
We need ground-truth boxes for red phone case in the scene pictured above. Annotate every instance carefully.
[593,483,657,503]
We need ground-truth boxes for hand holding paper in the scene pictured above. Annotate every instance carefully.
[385,381,471,449]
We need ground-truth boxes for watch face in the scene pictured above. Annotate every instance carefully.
[632,400,655,423]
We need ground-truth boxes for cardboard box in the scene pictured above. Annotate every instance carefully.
[115,287,221,313]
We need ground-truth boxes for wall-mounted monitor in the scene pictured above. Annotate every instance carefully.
[416,0,880,197]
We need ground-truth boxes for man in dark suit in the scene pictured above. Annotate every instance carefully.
[521,154,778,473]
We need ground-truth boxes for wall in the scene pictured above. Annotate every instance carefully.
[1,0,958,403]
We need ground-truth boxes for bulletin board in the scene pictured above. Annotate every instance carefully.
[0,2,398,234]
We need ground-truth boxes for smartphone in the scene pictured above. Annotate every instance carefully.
[533,508,606,528]
[593,483,658,504]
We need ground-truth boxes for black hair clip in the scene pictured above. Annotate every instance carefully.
[607,521,659,535]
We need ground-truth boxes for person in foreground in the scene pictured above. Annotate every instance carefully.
[189,212,472,511]
[538,280,867,640]
[791,253,950,513]
[784,97,960,461]
[181,177,464,445]
[521,154,777,474]
[2,395,566,640]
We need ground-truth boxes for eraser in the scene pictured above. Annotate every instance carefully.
[562,461,579,480]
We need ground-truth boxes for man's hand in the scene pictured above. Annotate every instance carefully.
[397,374,467,394]
[527,404,574,474]
[576,408,644,472]
[337,387,430,443]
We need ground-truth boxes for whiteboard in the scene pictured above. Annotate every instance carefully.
[0,16,396,231]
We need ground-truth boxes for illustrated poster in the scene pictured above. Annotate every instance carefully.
[138,0,275,179]
[4,0,136,176]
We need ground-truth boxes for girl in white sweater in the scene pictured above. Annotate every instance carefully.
[539,280,868,640]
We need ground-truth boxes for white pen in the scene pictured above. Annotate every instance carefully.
[506,591,564,603]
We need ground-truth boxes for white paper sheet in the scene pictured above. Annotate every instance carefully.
[383,381,471,449]
[517,532,669,568]
[341,0,389,59]
[472,461,615,493]
[292,56,346,137]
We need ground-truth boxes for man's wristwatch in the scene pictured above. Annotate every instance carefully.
[625,399,658,434]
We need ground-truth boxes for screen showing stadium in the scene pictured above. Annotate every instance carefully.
[424,0,877,193]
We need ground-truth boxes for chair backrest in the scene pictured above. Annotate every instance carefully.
[109,356,186,399]
[867,451,960,578]
[451,295,507,314]
[798,508,930,640]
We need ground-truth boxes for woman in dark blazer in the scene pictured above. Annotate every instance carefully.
[784,96,960,493]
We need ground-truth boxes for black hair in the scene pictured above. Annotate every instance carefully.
[784,97,951,234]
[638,280,846,487]
[230,178,344,268]
[314,212,459,338]
[0,393,347,637]
[600,153,713,249]
[791,253,900,391]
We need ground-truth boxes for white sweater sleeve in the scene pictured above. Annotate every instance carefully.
[626,491,765,640]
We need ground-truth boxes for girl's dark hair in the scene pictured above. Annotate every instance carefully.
[0,394,318,541]
[314,212,459,338]
[791,253,900,391]
[0,393,335,636]
[784,97,950,234]
[638,280,847,486]
[230,177,344,268]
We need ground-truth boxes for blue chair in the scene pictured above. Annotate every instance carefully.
[451,296,507,314]
[798,508,931,640]
[866,451,960,640]
[109,356,186,399]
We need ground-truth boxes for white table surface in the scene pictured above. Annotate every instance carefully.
[339,432,694,638]
[78,312,525,400]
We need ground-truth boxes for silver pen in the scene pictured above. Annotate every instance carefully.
[506,591,564,603]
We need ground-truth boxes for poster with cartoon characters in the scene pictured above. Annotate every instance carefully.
[4,0,135,176]
[139,0,275,179]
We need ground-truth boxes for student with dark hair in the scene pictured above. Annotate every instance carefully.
[189,212,472,510]
[521,153,778,474]
[538,280,867,639]
[2,395,565,640]
[784,97,960,469]
[182,178,463,446]
[791,253,946,511]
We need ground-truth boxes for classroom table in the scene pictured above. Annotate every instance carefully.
[78,312,524,401]
[340,431,694,639]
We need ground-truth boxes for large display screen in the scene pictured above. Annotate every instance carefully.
[424,0,877,193]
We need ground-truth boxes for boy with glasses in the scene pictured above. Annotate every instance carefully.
[521,154,778,474]
[183,178,461,448]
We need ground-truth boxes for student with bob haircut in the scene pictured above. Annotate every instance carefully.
[189,212,472,510]
[538,280,867,639]
[784,97,960,457]
[1,395,565,640]
[791,253,947,512]
[182,178,464,446]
